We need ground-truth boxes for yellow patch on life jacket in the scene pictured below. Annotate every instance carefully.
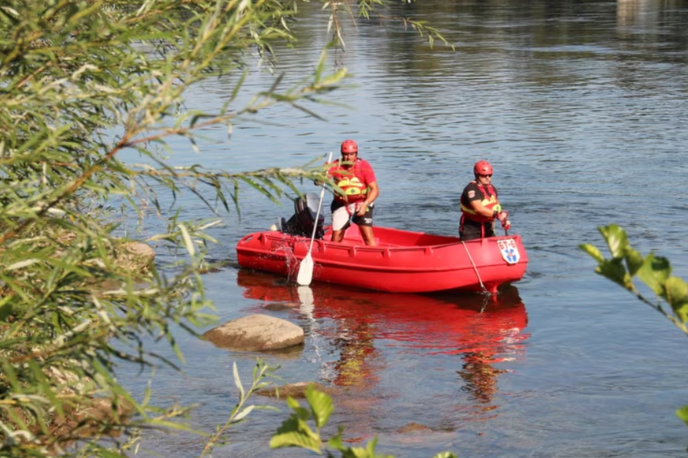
[337,177,366,196]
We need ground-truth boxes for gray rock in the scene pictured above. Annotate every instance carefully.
[202,314,304,351]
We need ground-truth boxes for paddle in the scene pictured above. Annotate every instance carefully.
[296,152,333,286]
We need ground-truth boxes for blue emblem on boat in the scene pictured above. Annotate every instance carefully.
[497,239,520,265]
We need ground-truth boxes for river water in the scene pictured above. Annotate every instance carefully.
[126,1,688,457]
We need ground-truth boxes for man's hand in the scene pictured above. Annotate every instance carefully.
[356,202,369,216]
[497,211,511,231]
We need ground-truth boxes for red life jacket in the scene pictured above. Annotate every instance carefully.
[460,182,502,223]
[330,159,372,203]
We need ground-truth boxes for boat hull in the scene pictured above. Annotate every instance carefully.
[236,226,528,294]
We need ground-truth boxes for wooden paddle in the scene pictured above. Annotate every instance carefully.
[296,152,332,286]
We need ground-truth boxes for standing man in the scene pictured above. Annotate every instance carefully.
[459,160,510,241]
[327,139,380,246]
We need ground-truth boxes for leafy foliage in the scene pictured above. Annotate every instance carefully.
[580,225,688,334]
[580,224,688,427]
[270,385,457,458]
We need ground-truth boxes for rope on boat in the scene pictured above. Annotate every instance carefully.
[461,240,491,297]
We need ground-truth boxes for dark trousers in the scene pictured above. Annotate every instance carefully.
[459,218,495,241]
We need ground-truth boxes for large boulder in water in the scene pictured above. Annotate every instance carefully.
[202,314,304,351]
[114,241,155,272]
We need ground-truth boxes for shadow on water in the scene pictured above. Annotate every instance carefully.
[236,269,530,420]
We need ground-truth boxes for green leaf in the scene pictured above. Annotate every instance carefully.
[677,406,688,427]
[327,426,346,451]
[178,223,196,257]
[579,243,604,263]
[341,446,368,458]
[306,386,333,428]
[273,416,299,436]
[233,362,245,401]
[269,430,323,453]
[0,297,13,322]
[665,277,688,323]
[672,299,688,325]
[599,224,629,258]
[286,396,301,410]
[624,248,644,277]
[595,259,630,289]
[636,253,671,296]
[270,416,323,453]
[233,405,254,422]
[433,453,459,458]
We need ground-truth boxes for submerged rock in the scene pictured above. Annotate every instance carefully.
[202,314,304,351]
[257,381,335,399]
[262,302,295,312]
[396,422,432,434]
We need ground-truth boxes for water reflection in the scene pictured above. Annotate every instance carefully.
[236,269,529,408]
[617,0,661,28]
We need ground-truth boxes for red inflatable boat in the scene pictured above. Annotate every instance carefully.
[236,224,528,294]
[236,194,527,294]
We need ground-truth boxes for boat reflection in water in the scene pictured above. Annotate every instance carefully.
[236,269,529,409]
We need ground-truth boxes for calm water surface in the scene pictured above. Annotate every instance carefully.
[126,1,688,457]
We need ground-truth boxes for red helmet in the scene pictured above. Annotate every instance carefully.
[341,139,358,154]
[473,160,493,176]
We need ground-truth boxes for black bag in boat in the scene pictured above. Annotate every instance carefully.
[278,193,325,239]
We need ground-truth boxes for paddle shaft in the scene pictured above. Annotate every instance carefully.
[306,152,332,253]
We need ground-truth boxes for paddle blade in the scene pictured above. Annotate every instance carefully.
[296,253,314,286]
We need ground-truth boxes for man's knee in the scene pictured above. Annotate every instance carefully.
[331,230,343,242]
[359,227,376,246]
